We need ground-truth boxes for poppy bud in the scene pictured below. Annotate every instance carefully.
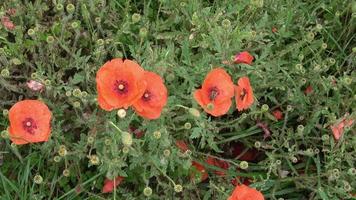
[297,125,304,134]
[73,101,81,108]
[166,73,175,82]
[87,136,94,144]
[174,184,183,193]
[139,27,148,38]
[53,156,61,162]
[353,47,356,53]
[2,109,9,116]
[71,21,79,29]
[65,91,72,97]
[254,141,261,148]
[153,131,161,139]
[34,175,43,184]
[104,138,111,146]
[58,148,67,157]
[131,13,141,23]
[343,77,352,85]
[261,104,269,112]
[27,28,35,36]
[95,17,101,23]
[63,169,70,177]
[306,32,314,41]
[163,149,171,157]
[56,4,64,11]
[275,160,282,165]
[188,108,200,118]
[89,155,100,165]
[348,168,356,176]
[321,43,327,49]
[1,69,10,77]
[122,146,129,154]
[291,156,298,163]
[46,36,54,43]
[117,109,126,118]
[321,134,329,141]
[239,161,248,169]
[286,105,293,112]
[184,122,192,129]
[316,24,323,31]
[66,4,75,13]
[1,130,9,139]
[143,187,152,196]
[121,132,133,146]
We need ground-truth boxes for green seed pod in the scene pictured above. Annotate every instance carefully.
[63,169,70,177]
[2,109,9,116]
[95,17,101,23]
[87,136,94,144]
[96,39,104,46]
[44,79,51,86]
[73,101,81,108]
[72,88,82,97]
[139,27,148,38]
[1,69,10,77]
[117,109,126,118]
[297,125,304,133]
[261,104,269,112]
[166,73,175,82]
[27,29,35,36]
[71,21,79,29]
[153,131,161,139]
[321,43,327,49]
[11,58,22,65]
[221,19,231,28]
[254,141,261,148]
[56,4,64,11]
[89,155,100,165]
[31,72,38,79]
[46,36,55,43]
[53,156,61,162]
[188,108,200,118]
[122,146,129,154]
[163,149,171,157]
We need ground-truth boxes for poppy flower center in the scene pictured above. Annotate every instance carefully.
[22,118,37,135]
[208,87,220,101]
[114,80,129,95]
[142,91,152,102]
[240,88,247,100]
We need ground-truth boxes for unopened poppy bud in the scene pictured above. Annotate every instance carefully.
[306,32,314,41]
[180,2,186,7]
[353,47,356,53]
[254,141,261,148]
[297,125,304,133]
[1,69,10,77]
[104,138,111,146]
[96,39,104,46]
[2,109,9,116]
[89,155,100,165]
[55,3,64,11]
[188,108,200,117]
[30,72,38,79]
[27,28,35,36]
[291,156,298,163]
[63,169,70,177]
[72,88,81,97]
[66,4,75,13]
[71,21,79,29]
[321,43,327,49]
[44,79,51,86]
[87,136,94,144]
[34,175,43,184]
[275,160,282,165]
[295,64,303,71]
[117,109,126,118]
[139,27,148,38]
[153,131,161,139]
[11,143,16,148]
[239,161,249,169]
[65,91,72,97]
[131,13,141,23]
[348,167,356,175]
[143,186,152,196]
[166,73,175,82]
[206,103,214,111]
[286,105,293,112]
[316,24,323,31]
[1,130,9,139]
[53,156,61,162]
[122,146,129,154]
[321,134,329,141]
[163,149,171,157]
[261,104,269,112]
[343,77,352,85]
[122,132,133,146]
[46,36,54,43]
[298,54,304,61]
[73,101,81,108]
[335,11,340,17]
[221,19,231,28]
[95,17,101,23]
[174,184,183,193]
[58,148,67,157]
[184,122,192,130]
[328,58,336,65]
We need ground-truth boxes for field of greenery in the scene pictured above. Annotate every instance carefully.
[0,0,355,199]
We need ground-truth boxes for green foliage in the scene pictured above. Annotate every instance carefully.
[0,0,355,199]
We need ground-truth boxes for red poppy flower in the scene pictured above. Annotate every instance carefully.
[228,184,264,200]
[234,51,254,65]
[331,118,354,140]
[8,100,52,145]
[1,16,15,31]
[272,109,283,120]
[235,77,254,111]
[231,143,258,162]
[206,156,229,176]
[133,71,168,119]
[129,126,145,138]
[194,68,234,117]
[102,176,124,193]
[175,140,189,153]
[304,85,313,95]
[96,58,146,111]
[190,161,209,182]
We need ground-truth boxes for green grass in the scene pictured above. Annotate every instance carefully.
[0,0,355,199]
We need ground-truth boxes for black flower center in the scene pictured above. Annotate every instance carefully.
[142,91,152,102]
[22,118,37,135]
[240,88,247,100]
[208,87,219,101]
[114,80,129,95]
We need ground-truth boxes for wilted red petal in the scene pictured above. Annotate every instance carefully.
[102,176,124,193]
[26,80,44,92]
